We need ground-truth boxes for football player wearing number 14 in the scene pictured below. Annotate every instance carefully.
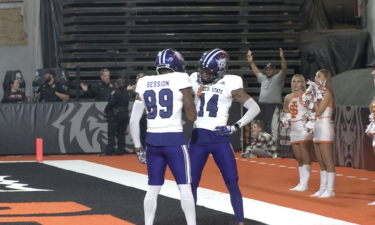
[189,49,260,225]
[129,49,197,225]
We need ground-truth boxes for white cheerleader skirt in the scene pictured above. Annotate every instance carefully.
[290,120,313,144]
[313,117,334,143]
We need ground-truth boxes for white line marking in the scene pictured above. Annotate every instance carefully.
[336,174,343,176]
[359,178,369,180]
[42,160,358,225]
[346,176,357,178]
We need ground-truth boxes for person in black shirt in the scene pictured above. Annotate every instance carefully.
[80,68,114,101]
[1,79,27,103]
[34,69,69,102]
[101,77,129,156]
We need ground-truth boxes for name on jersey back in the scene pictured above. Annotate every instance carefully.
[146,80,170,88]
[202,86,223,94]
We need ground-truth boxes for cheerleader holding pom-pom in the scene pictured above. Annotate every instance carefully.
[304,69,336,198]
[283,74,313,192]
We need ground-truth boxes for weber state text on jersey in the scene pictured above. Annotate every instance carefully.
[190,72,243,131]
[136,72,192,146]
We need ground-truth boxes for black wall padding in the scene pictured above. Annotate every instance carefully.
[40,0,64,68]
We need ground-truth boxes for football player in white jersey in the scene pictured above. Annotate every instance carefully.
[189,49,260,225]
[129,49,197,225]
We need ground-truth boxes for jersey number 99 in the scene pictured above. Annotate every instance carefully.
[144,89,173,119]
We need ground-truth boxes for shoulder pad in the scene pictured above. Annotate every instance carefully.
[111,90,115,95]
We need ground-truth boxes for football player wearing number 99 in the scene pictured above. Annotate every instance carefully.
[189,49,260,225]
[129,49,197,225]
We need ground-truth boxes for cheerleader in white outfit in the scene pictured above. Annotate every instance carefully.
[283,74,313,192]
[367,60,375,205]
[310,69,335,198]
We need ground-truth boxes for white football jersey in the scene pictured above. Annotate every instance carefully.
[190,72,243,131]
[136,72,192,133]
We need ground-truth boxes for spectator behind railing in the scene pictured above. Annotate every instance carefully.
[34,69,69,102]
[80,68,114,101]
[1,79,27,103]
[241,120,277,158]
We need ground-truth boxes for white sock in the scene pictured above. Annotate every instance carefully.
[298,166,304,184]
[178,184,196,225]
[144,185,162,225]
[303,164,311,184]
[290,166,303,190]
[320,170,327,191]
[327,172,335,192]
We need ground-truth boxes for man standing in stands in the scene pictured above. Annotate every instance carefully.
[247,48,287,103]
[34,69,69,102]
[80,68,114,101]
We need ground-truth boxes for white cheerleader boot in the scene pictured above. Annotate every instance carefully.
[297,165,311,192]
[319,172,335,198]
[290,166,303,191]
[310,171,327,197]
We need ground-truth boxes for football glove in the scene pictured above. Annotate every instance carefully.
[214,125,237,136]
[136,147,147,164]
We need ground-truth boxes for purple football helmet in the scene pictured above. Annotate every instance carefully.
[155,49,185,74]
[198,48,229,84]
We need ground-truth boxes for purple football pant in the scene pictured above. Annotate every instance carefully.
[189,142,244,223]
[146,144,191,185]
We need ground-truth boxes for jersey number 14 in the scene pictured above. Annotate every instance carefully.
[198,93,219,117]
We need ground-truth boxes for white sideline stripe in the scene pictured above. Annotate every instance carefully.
[41,160,357,225]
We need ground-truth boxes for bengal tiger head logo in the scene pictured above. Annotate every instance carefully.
[52,102,135,154]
